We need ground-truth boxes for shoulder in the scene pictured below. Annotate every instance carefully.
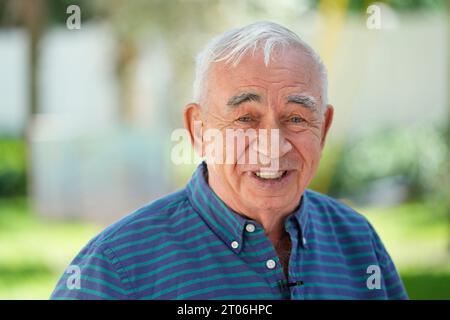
[305,189,389,260]
[51,189,193,299]
[86,188,191,251]
[305,189,369,227]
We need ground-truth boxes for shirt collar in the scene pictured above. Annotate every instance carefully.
[185,162,310,253]
[286,188,311,249]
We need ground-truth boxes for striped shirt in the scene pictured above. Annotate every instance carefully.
[51,162,408,300]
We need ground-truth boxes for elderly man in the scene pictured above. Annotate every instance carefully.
[51,22,407,300]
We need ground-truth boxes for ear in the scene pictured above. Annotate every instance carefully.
[320,104,334,149]
[183,103,204,157]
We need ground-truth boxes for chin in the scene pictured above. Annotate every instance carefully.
[247,194,297,213]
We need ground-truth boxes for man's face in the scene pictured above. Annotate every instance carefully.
[189,47,333,216]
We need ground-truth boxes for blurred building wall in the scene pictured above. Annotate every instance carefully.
[325,13,448,140]
[0,29,28,136]
[28,24,172,223]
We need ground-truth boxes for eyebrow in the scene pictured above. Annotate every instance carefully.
[285,94,317,109]
[226,92,261,107]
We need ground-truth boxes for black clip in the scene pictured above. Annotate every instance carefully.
[288,280,304,287]
[278,280,304,290]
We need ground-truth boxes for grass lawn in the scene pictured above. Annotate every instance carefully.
[0,197,449,299]
[0,198,102,299]
[361,202,450,299]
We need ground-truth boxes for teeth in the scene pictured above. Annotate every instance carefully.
[255,170,284,179]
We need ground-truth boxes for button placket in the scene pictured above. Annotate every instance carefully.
[254,233,288,298]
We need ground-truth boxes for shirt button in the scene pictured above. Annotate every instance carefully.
[266,259,276,269]
[231,241,239,249]
[245,224,255,233]
[302,237,307,246]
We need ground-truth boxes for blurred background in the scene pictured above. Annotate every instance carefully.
[0,0,449,299]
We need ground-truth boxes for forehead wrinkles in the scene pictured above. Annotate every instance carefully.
[224,54,315,87]
[237,71,311,87]
[223,71,313,102]
[206,52,320,107]
[231,73,314,106]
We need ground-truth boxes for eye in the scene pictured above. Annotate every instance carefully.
[288,116,305,124]
[237,116,253,123]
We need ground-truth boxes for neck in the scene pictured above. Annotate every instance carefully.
[207,168,294,245]
[256,213,289,245]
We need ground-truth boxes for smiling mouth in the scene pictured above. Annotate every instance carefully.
[254,170,287,180]
[248,168,293,184]
[245,168,295,189]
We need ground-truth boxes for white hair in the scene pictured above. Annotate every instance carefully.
[192,21,328,110]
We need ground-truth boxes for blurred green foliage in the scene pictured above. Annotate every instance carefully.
[45,0,96,24]
[0,0,96,27]
[312,127,448,205]
[308,0,445,12]
[0,139,27,197]
[1,0,446,29]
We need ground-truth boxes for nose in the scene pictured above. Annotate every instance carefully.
[250,128,292,163]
